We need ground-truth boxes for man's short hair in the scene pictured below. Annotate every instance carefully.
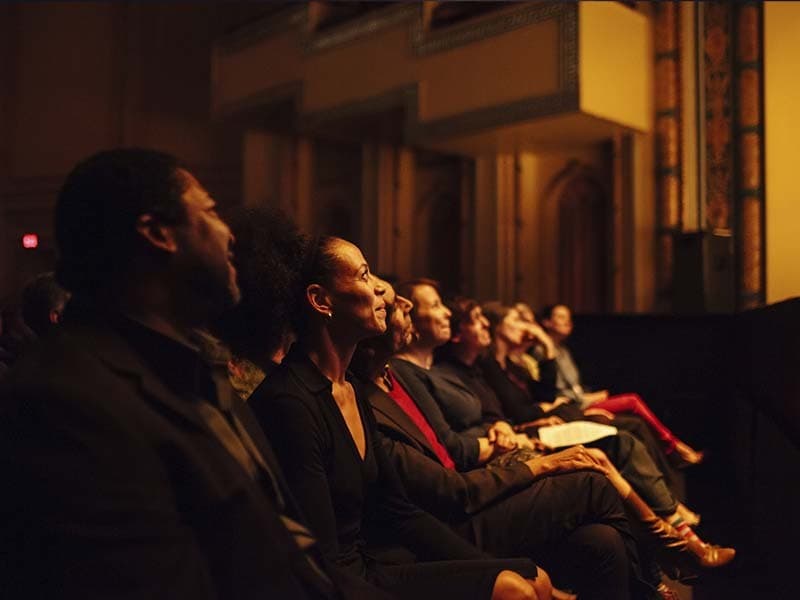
[21,272,70,336]
[55,148,187,296]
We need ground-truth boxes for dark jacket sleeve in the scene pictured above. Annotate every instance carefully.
[0,382,219,600]
[480,358,545,424]
[389,360,481,471]
[378,434,536,523]
[249,389,345,560]
[362,399,488,562]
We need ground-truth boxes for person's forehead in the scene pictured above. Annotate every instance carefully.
[335,239,364,261]
[178,169,211,203]
[414,284,439,305]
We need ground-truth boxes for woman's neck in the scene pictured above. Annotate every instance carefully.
[304,328,355,384]
[395,343,434,370]
[493,338,511,370]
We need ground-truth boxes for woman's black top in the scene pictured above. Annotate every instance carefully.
[248,348,493,579]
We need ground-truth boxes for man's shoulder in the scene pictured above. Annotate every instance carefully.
[0,320,152,417]
[1,326,105,392]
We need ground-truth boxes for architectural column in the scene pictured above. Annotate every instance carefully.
[360,144,415,279]
[472,155,517,303]
[704,2,734,235]
[735,3,764,310]
[653,1,683,309]
[241,131,313,232]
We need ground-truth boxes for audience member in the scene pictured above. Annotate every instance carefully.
[539,304,704,467]
[390,281,733,572]
[352,283,653,599]
[245,234,550,600]
[20,271,70,337]
[391,280,524,470]
[0,149,367,599]
[214,206,305,398]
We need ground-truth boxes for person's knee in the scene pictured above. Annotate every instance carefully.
[579,524,629,583]
[491,568,552,600]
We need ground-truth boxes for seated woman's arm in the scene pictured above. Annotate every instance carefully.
[249,390,342,558]
[378,433,536,520]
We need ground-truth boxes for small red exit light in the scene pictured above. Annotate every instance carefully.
[22,233,39,249]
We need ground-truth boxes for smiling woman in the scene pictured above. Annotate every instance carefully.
[245,236,547,599]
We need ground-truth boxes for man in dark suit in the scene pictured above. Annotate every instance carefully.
[0,149,385,599]
[349,286,647,600]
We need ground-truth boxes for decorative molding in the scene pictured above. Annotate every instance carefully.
[412,2,569,57]
[704,1,734,232]
[410,91,579,143]
[559,2,579,93]
[216,7,306,56]
[214,2,579,144]
[305,3,419,53]
[733,1,764,310]
[653,1,683,306]
[214,81,302,120]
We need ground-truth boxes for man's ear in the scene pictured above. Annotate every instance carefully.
[136,214,178,253]
[306,283,333,317]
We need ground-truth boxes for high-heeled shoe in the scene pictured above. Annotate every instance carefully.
[670,441,705,469]
[624,490,735,580]
[655,582,681,600]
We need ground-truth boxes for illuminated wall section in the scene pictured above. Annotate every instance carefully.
[765,2,800,304]
[579,1,651,133]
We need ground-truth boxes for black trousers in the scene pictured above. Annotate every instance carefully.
[455,470,641,600]
[588,431,678,516]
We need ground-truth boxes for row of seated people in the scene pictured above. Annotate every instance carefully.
[0,148,733,600]
[218,206,737,598]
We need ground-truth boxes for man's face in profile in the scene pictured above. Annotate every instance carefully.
[172,169,241,314]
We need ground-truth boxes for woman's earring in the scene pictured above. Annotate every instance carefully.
[326,311,333,319]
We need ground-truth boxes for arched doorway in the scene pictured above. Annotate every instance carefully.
[546,162,610,313]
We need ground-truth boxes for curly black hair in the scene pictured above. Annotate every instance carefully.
[213,206,308,361]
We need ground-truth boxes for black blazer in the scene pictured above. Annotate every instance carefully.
[362,379,536,524]
[0,311,338,600]
[248,349,491,571]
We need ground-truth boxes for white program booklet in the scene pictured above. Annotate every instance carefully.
[538,421,618,448]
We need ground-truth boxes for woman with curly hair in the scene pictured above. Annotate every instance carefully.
[223,221,552,600]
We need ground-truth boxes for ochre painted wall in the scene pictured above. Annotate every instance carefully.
[765,2,800,304]
[214,15,561,121]
[579,1,651,133]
